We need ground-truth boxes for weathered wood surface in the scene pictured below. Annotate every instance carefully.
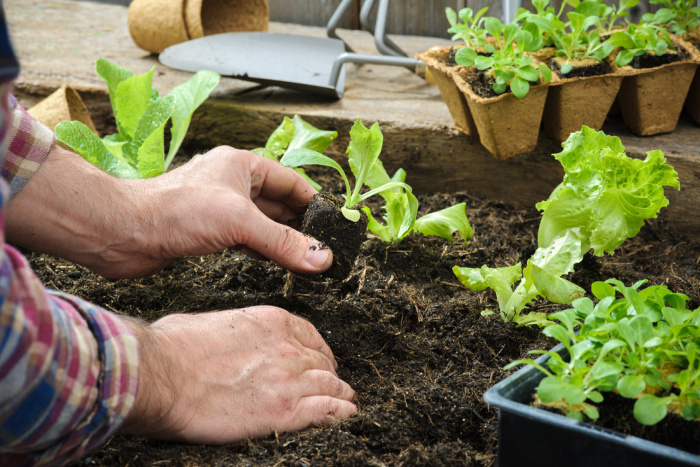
[9,0,700,242]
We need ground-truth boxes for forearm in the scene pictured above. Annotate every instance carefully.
[5,144,155,278]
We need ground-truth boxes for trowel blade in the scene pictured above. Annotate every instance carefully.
[159,32,346,99]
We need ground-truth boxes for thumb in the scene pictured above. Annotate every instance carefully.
[241,210,333,275]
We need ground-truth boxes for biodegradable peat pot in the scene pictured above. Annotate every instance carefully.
[184,0,269,39]
[416,46,478,136]
[615,38,698,136]
[681,31,700,125]
[27,84,98,134]
[300,193,368,281]
[543,58,624,142]
[483,347,700,467]
[128,0,269,54]
[452,67,549,159]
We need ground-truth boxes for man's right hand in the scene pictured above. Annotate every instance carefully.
[119,306,357,443]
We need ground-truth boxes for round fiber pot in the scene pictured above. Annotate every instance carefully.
[128,0,269,54]
[416,46,478,136]
[128,0,189,54]
[27,84,98,135]
[452,67,549,159]
[185,0,269,39]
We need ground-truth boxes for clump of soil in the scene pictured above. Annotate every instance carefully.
[300,192,369,280]
[22,167,700,466]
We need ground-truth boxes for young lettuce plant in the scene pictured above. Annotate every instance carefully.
[642,0,700,35]
[453,126,680,326]
[280,119,417,235]
[455,17,552,98]
[252,115,337,191]
[280,119,473,245]
[358,165,473,245]
[604,23,675,67]
[506,279,700,426]
[524,3,615,74]
[55,58,220,178]
[445,6,490,49]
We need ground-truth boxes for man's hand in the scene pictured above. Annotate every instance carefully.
[6,144,331,278]
[119,306,357,442]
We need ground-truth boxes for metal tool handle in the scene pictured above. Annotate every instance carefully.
[329,53,424,98]
[326,0,408,57]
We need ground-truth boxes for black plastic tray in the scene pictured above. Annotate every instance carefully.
[483,346,700,467]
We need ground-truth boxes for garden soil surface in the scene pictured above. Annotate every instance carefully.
[26,167,700,466]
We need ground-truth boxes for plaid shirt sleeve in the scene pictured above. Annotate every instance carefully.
[0,3,140,465]
[1,95,54,199]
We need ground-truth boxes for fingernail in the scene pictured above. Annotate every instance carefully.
[306,242,331,270]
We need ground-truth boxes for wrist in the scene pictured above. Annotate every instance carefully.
[118,316,179,438]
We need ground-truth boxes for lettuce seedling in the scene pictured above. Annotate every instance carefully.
[524,5,615,74]
[455,18,552,98]
[454,126,680,325]
[445,6,490,49]
[253,115,338,191]
[359,165,473,244]
[642,0,700,35]
[281,119,417,232]
[604,23,675,67]
[281,119,473,244]
[506,279,700,425]
[55,58,220,178]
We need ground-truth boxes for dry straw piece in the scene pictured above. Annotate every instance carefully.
[128,0,269,54]
[28,85,98,135]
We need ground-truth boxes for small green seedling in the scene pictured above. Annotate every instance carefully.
[506,279,700,426]
[445,6,490,49]
[253,115,337,191]
[642,0,700,35]
[604,23,675,67]
[56,59,220,178]
[454,126,679,325]
[455,18,552,98]
[281,119,417,234]
[281,119,473,244]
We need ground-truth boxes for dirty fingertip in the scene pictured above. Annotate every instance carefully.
[305,240,332,271]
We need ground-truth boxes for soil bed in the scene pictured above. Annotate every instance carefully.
[25,167,700,466]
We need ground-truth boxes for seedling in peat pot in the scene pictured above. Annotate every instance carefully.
[281,119,417,279]
[455,17,552,98]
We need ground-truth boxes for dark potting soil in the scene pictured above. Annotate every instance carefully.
[464,70,501,99]
[23,167,700,466]
[300,192,368,280]
[629,42,691,69]
[549,58,612,79]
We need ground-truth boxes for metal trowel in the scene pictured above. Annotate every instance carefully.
[158,0,423,99]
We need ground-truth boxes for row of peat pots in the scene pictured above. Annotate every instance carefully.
[419,32,700,160]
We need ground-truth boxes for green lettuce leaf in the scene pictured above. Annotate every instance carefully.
[55,121,140,179]
[537,126,680,256]
[414,203,473,243]
[165,70,221,169]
